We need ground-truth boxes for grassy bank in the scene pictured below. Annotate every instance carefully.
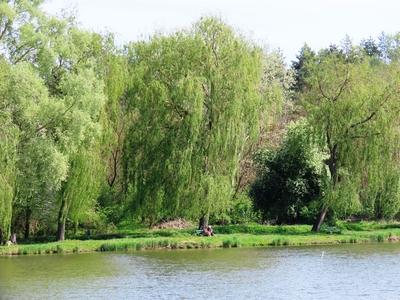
[2,222,400,256]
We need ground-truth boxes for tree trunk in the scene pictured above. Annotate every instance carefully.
[374,192,383,220]
[198,214,209,230]
[312,207,328,232]
[24,207,32,240]
[11,233,17,244]
[57,219,66,241]
[313,142,338,232]
[57,197,68,241]
[73,222,79,236]
[0,228,3,245]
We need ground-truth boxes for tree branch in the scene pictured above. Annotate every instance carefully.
[349,132,381,140]
[13,47,34,64]
[0,19,11,42]
[332,67,350,101]
[317,79,333,101]
[349,111,376,130]
[35,98,79,134]
[317,65,349,102]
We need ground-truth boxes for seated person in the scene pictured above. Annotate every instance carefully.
[202,225,214,236]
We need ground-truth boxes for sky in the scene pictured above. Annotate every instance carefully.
[42,0,400,63]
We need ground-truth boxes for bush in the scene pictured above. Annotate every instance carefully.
[250,121,326,224]
[210,193,260,225]
[230,193,261,224]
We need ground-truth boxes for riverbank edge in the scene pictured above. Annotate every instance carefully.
[2,228,400,256]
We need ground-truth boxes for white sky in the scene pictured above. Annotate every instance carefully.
[42,0,400,63]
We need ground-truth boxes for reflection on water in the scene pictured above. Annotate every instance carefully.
[1,243,400,299]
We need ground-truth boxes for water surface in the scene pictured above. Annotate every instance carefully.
[1,243,400,299]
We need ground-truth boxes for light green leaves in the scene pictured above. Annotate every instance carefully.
[302,49,400,220]
[123,18,267,223]
[0,2,16,22]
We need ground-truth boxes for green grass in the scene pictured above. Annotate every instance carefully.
[335,220,400,231]
[2,222,400,256]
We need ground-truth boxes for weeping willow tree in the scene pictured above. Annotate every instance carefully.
[303,50,400,231]
[124,31,205,224]
[191,18,264,227]
[123,18,265,226]
[0,0,106,240]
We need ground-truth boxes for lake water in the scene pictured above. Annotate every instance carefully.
[1,243,400,299]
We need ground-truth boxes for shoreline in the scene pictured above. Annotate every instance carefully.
[2,226,400,256]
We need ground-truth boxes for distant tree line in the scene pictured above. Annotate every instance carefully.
[1,1,400,243]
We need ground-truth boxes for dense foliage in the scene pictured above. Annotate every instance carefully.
[123,19,265,226]
[1,1,400,242]
[302,47,400,231]
[251,121,326,224]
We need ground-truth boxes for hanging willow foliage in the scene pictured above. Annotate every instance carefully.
[123,18,265,224]
[65,147,104,225]
[190,18,264,221]
[0,116,18,242]
[0,59,18,242]
[124,32,205,223]
[303,51,400,230]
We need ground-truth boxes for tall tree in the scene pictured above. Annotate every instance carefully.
[1,1,106,240]
[124,31,206,224]
[291,43,315,94]
[302,51,400,231]
[192,18,264,228]
[360,37,381,58]
[123,18,265,226]
[8,63,69,239]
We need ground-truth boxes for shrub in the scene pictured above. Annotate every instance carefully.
[250,121,326,224]
[210,193,260,225]
[230,193,261,224]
